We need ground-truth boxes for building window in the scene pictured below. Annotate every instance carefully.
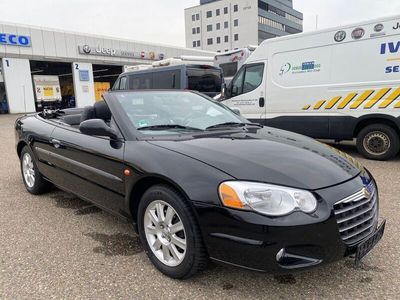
[224,35,229,43]
[217,37,221,44]
[234,4,238,12]
[217,50,221,53]
[224,7,228,14]
[224,21,229,28]
[225,49,229,52]
[192,41,196,47]
[207,38,213,45]
[197,40,201,47]
[192,28,196,34]
[206,11,212,18]
[207,24,213,32]
[197,27,200,33]
[234,19,239,27]
[216,23,221,30]
[216,9,220,16]
[196,13,200,20]
[258,15,285,31]
[234,34,239,41]
[192,14,196,21]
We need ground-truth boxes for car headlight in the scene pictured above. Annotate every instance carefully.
[219,181,317,216]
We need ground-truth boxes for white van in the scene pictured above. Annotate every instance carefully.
[222,15,400,160]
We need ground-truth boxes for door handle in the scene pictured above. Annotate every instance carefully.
[259,97,265,107]
[51,139,62,148]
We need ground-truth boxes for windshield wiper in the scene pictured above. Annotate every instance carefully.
[206,122,263,130]
[137,124,203,131]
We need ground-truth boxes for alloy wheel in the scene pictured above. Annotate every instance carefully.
[144,200,187,267]
[22,152,35,188]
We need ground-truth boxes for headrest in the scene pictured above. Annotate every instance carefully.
[80,106,95,123]
[94,101,112,121]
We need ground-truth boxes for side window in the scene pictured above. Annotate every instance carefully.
[242,64,264,94]
[119,76,127,90]
[231,64,264,96]
[231,67,245,96]
[112,78,120,90]
[129,74,153,90]
[153,70,181,89]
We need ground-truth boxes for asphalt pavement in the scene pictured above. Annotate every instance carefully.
[1,114,399,299]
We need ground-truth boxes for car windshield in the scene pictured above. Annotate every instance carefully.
[114,91,247,135]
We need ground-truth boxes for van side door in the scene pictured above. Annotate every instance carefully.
[222,63,266,123]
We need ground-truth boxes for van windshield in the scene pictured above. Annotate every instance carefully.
[187,68,222,96]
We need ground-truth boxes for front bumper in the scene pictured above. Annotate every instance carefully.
[194,175,384,273]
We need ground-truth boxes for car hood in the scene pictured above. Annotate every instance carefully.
[148,127,363,190]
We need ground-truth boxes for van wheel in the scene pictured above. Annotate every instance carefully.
[356,124,400,160]
[137,185,208,279]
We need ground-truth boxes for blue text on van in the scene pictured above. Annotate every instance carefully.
[380,42,400,54]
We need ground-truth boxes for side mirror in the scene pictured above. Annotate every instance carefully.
[231,85,239,97]
[225,83,232,99]
[79,119,118,139]
[231,107,241,116]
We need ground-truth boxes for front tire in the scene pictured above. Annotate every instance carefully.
[20,146,52,194]
[137,185,207,279]
[356,124,400,160]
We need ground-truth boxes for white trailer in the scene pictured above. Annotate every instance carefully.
[222,15,400,160]
[32,75,62,110]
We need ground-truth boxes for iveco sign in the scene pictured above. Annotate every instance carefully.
[78,45,163,61]
[0,33,31,47]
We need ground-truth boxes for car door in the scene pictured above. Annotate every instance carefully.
[222,63,266,123]
[48,121,125,214]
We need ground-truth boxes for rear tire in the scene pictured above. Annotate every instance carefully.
[137,184,208,279]
[20,146,52,194]
[356,124,400,161]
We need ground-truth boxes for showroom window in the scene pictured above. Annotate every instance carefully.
[207,11,212,18]
[207,38,213,45]
[234,19,239,27]
[207,24,213,32]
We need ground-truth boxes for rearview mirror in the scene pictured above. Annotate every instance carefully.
[79,119,118,139]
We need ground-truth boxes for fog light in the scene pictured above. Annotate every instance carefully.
[276,248,286,262]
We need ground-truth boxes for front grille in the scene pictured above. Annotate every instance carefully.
[333,181,378,245]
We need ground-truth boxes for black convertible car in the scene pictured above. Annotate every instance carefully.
[15,90,385,279]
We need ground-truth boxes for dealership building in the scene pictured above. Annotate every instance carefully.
[0,22,214,113]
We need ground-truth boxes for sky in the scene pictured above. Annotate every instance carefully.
[0,0,399,47]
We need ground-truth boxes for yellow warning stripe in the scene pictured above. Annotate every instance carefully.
[302,105,311,110]
[337,93,358,109]
[379,87,400,108]
[350,90,375,109]
[395,100,400,108]
[313,100,326,110]
[325,96,342,109]
[364,88,391,109]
